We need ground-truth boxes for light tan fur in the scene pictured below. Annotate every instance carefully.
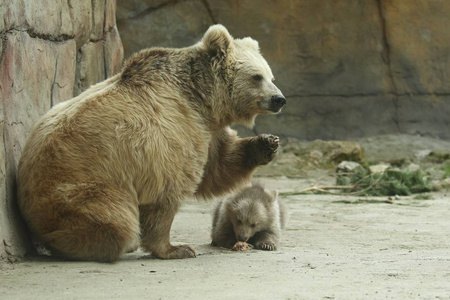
[211,183,287,251]
[17,25,285,261]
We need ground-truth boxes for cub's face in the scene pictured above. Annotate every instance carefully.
[231,38,286,126]
[228,199,268,242]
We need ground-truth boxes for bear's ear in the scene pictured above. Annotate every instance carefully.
[202,24,233,58]
[240,37,260,52]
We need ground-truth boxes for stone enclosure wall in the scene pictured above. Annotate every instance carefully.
[117,0,450,140]
[0,0,123,260]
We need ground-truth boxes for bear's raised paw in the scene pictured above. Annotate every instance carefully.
[254,134,279,165]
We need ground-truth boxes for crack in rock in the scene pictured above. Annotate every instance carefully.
[128,0,183,19]
[6,28,75,43]
[51,57,59,107]
[375,0,400,131]
[7,121,24,126]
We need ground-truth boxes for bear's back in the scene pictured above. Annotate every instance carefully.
[18,72,211,207]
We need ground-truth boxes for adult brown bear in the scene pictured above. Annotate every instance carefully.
[17,25,286,261]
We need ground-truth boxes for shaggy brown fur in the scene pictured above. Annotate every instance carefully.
[17,25,285,261]
[211,184,287,251]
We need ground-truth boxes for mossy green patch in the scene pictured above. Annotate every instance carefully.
[336,167,432,196]
[441,163,450,179]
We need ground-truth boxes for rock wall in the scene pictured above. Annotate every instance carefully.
[117,0,450,140]
[0,0,124,261]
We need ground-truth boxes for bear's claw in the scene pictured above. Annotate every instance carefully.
[256,134,280,165]
[255,241,277,251]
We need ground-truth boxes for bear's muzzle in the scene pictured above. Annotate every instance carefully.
[270,94,286,113]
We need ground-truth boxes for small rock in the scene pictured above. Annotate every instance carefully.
[336,161,364,173]
[406,163,420,172]
[369,164,391,174]
[415,150,432,160]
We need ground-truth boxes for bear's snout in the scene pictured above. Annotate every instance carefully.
[237,235,249,242]
[270,95,286,112]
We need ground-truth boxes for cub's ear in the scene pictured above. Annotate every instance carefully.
[269,190,278,201]
[202,24,233,57]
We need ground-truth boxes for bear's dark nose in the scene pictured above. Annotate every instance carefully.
[237,235,248,242]
[270,95,286,112]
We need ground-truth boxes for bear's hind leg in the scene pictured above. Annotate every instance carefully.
[39,186,140,262]
[139,203,196,259]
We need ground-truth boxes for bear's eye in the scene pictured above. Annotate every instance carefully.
[237,219,242,224]
[252,74,263,82]
[251,223,256,228]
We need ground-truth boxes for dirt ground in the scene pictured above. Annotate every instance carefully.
[1,175,449,299]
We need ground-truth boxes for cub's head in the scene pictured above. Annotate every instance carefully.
[226,184,278,242]
[202,25,286,127]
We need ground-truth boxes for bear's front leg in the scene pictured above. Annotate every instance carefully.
[140,204,196,259]
[196,127,279,199]
[211,223,238,249]
[249,230,280,251]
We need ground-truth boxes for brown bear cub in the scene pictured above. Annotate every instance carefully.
[211,184,287,251]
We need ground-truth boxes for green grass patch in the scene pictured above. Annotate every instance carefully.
[336,167,432,196]
[441,164,450,179]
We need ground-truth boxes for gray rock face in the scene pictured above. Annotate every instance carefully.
[117,0,450,140]
[0,0,124,260]
[68,0,92,48]
[74,41,106,96]
[117,0,212,58]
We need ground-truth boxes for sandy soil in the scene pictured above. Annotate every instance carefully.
[1,177,449,299]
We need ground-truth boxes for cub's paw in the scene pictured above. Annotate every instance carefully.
[231,241,253,251]
[154,245,197,259]
[255,134,279,165]
[255,241,277,251]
